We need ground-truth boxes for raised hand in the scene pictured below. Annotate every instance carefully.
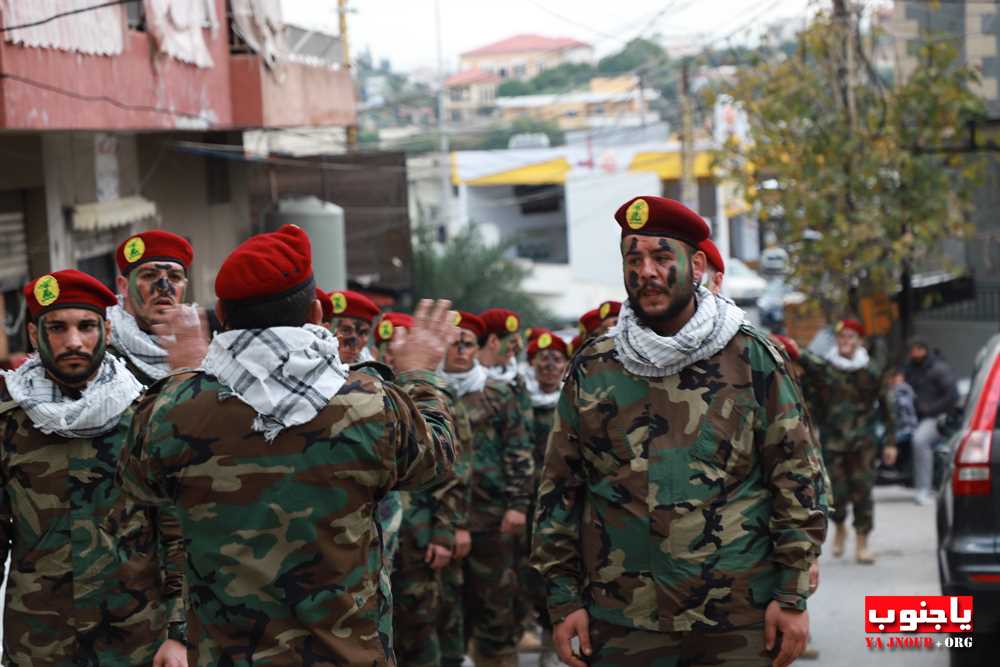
[391,299,459,373]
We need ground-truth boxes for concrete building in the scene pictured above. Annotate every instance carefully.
[888,0,1000,376]
[459,34,593,82]
[496,76,660,131]
[0,0,356,356]
[443,69,501,125]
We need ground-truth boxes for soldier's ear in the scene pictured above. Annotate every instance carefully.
[104,318,112,343]
[308,299,323,326]
[214,302,228,331]
[116,274,128,297]
[691,249,707,286]
[27,321,38,350]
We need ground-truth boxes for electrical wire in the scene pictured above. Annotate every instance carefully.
[0,0,138,33]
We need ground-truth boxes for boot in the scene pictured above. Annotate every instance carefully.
[856,532,875,564]
[832,522,847,558]
[472,650,518,667]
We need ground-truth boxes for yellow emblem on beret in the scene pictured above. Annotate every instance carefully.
[538,332,552,349]
[123,236,146,264]
[599,302,611,319]
[453,312,462,326]
[834,321,844,333]
[579,323,586,336]
[378,319,394,340]
[626,198,649,230]
[331,292,348,315]
[525,327,534,340]
[34,275,60,307]
[505,314,519,333]
[567,340,575,356]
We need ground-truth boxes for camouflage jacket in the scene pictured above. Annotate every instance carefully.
[531,405,556,483]
[460,380,534,532]
[397,396,473,563]
[798,351,895,452]
[107,346,158,388]
[530,329,828,633]
[0,379,186,667]
[116,367,457,667]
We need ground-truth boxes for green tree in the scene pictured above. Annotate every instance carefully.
[411,225,552,326]
[497,79,536,97]
[480,117,565,150]
[712,7,983,332]
[598,37,666,75]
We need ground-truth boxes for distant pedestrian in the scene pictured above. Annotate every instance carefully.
[904,339,959,505]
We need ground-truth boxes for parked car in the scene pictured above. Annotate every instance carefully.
[722,258,767,306]
[937,334,1000,665]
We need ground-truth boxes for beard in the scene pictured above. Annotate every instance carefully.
[627,280,696,331]
[43,350,104,386]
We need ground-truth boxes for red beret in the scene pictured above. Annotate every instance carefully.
[454,311,486,340]
[328,290,380,324]
[615,196,710,245]
[836,319,866,337]
[316,288,333,322]
[567,334,583,357]
[579,308,602,336]
[116,230,193,275]
[216,225,312,302]
[598,300,621,321]
[479,308,520,337]
[25,269,116,320]
[526,326,553,344]
[698,239,725,273]
[770,333,800,362]
[527,332,568,362]
[375,312,413,345]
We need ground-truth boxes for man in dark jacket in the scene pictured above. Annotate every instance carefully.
[904,339,959,505]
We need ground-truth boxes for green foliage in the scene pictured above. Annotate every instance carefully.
[411,225,552,326]
[480,117,566,150]
[497,63,596,97]
[497,79,535,97]
[358,129,380,145]
[712,11,984,314]
[598,38,666,75]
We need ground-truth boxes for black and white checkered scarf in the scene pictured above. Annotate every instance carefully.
[202,324,349,442]
[614,286,746,378]
[2,354,142,438]
[107,297,200,382]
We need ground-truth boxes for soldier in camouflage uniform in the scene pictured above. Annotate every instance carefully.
[116,226,460,666]
[106,230,207,387]
[797,319,896,564]
[440,312,534,667]
[1,269,187,667]
[531,196,828,667]
[372,311,474,667]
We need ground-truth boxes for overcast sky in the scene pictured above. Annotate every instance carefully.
[350,0,824,73]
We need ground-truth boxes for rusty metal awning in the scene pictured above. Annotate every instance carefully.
[72,197,158,232]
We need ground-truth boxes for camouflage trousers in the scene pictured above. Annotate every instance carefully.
[586,619,774,666]
[392,554,442,667]
[824,444,877,534]
[463,531,522,657]
[438,557,466,667]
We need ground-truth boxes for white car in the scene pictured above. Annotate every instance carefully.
[722,258,768,305]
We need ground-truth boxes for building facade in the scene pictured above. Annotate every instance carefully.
[459,34,593,81]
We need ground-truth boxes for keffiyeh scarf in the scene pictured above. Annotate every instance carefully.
[524,370,561,409]
[484,358,518,386]
[439,360,488,397]
[2,354,142,438]
[107,297,199,381]
[613,286,746,378]
[824,345,871,372]
[202,324,349,442]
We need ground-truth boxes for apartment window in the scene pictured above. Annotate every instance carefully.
[498,67,508,79]
[593,104,605,115]
[450,110,463,123]
[513,64,526,78]
[126,1,146,30]
[449,87,465,102]
[514,185,562,215]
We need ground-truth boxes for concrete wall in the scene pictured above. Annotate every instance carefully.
[137,134,252,304]
[465,185,568,263]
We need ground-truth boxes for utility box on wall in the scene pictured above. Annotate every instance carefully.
[266,196,346,291]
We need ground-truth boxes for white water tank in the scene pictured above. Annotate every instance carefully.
[267,196,346,290]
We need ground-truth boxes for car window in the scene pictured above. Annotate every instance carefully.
[963,343,999,427]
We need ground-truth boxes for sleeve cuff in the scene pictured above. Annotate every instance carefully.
[167,621,188,646]
[773,566,811,610]
[548,599,585,625]
[396,369,447,389]
[430,526,455,548]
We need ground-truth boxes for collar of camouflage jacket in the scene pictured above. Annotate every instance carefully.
[439,360,488,397]
[614,287,746,378]
[2,354,142,438]
[202,324,349,442]
[107,297,190,383]
[824,344,870,372]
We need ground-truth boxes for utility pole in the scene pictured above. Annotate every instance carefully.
[434,0,452,239]
[338,0,357,149]
[680,59,698,212]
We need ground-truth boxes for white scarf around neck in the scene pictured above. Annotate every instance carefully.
[439,360,488,397]
[202,324,349,442]
[524,368,561,409]
[824,344,871,372]
[3,354,142,439]
[484,358,518,386]
[613,286,746,378]
[106,297,200,382]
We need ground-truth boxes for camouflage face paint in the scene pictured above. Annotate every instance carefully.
[128,270,146,307]
[37,313,107,386]
[628,271,640,289]
[667,266,678,288]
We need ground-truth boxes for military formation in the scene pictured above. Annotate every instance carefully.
[8,192,932,666]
